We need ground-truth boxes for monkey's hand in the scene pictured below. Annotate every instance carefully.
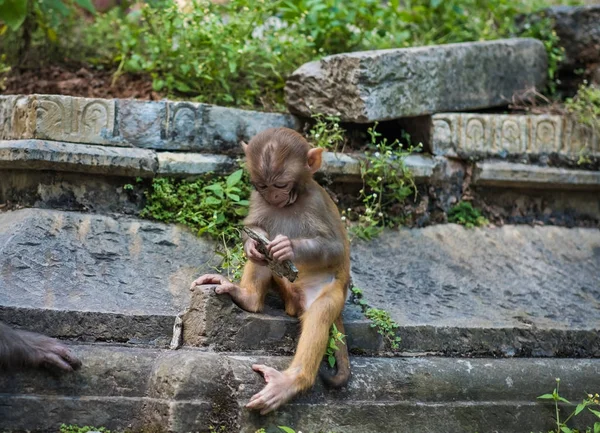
[17,330,82,372]
[243,238,268,266]
[190,274,239,296]
[246,364,298,415]
[267,235,295,263]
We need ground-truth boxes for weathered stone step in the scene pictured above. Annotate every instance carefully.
[285,38,547,122]
[1,209,598,357]
[1,344,599,432]
[0,94,300,151]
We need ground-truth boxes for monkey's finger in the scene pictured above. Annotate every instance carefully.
[272,249,293,262]
[214,284,235,295]
[44,352,74,372]
[190,274,228,289]
[268,241,291,255]
[248,245,265,260]
[55,345,82,369]
[251,364,280,383]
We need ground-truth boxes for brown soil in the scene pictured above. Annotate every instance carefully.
[2,65,163,100]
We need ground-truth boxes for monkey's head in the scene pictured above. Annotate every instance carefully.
[242,127,323,208]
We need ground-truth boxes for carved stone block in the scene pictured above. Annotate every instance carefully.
[430,113,599,161]
[1,95,117,145]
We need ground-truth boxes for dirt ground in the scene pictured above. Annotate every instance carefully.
[2,65,162,100]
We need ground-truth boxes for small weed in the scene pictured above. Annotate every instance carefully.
[350,124,420,240]
[209,427,227,433]
[308,113,346,152]
[123,183,134,191]
[448,201,489,228]
[324,322,346,368]
[365,308,402,350]
[141,168,251,280]
[566,83,600,132]
[537,378,600,433]
[351,286,401,351]
[60,426,110,433]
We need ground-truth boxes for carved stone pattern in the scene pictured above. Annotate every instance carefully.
[500,119,523,154]
[465,118,486,152]
[165,103,203,148]
[533,120,558,153]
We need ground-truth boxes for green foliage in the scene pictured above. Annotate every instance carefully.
[351,285,401,351]
[141,168,251,279]
[537,378,600,433]
[566,83,600,132]
[308,113,346,152]
[1,0,579,108]
[60,425,110,433]
[365,308,401,350]
[447,201,489,228]
[0,53,10,90]
[351,124,420,240]
[516,16,564,96]
[324,322,346,368]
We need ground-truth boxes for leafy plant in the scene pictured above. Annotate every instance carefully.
[537,378,600,433]
[351,124,420,240]
[566,83,600,132]
[447,201,488,228]
[308,113,346,152]
[351,285,401,350]
[365,308,401,350]
[141,168,251,279]
[324,322,346,368]
[60,425,110,433]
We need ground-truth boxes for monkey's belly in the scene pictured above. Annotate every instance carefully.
[293,272,335,310]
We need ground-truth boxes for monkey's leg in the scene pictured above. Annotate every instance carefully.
[246,280,345,414]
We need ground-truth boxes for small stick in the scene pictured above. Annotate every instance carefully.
[169,315,183,350]
[243,227,299,282]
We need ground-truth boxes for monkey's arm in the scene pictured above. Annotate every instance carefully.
[290,237,345,265]
[0,322,81,372]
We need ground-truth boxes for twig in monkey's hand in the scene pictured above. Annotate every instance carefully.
[243,227,299,282]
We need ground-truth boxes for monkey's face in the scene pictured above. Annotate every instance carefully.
[253,179,298,208]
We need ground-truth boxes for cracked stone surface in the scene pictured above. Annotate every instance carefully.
[351,224,600,331]
[285,38,547,122]
[0,208,218,316]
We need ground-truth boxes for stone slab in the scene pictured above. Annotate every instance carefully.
[0,209,218,317]
[0,95,118,145]
[0,139,158,177]
[473,160,600,190]
[351,225,600,340]
[2,344,599,432]
[285,38,547,122]
[157,152,237,176]
[0,95,302,151]
[430,113,600,162]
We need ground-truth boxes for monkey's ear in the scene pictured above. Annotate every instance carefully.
[241,141,249,154]
[307,147,324,174]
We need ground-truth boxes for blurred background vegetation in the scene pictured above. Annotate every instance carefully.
[0,0,593,109]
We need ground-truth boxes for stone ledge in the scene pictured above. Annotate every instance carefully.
[1,344,599,432]
[0,139,157,177]
[430,113,599,162]
[285,38,547,122]
[0,94,301,151]
[473,160,600,190]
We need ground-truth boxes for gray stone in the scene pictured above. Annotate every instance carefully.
[540,5,600,67]
[118,99,301,152]
[0,94,118,145]
[0,208,219,318]
[2,344,599,432]
[473,160,600,190]
[430,113,599,162]
[351,225,600,341]
[285,38,547,122]
[157,152,237,176]
[0,139,158,177]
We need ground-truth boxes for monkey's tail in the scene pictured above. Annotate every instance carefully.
[320,315,351,388]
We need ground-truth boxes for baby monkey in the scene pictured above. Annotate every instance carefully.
[192,127,351,414]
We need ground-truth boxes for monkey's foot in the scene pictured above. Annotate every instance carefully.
[246,364,299,415]
[189,274,238,295]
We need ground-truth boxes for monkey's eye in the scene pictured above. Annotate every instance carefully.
[256,184,267,190]
[274,183,288,189]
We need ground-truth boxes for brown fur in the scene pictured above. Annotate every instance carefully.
[192,128,351,414]
[0,321,81,372]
